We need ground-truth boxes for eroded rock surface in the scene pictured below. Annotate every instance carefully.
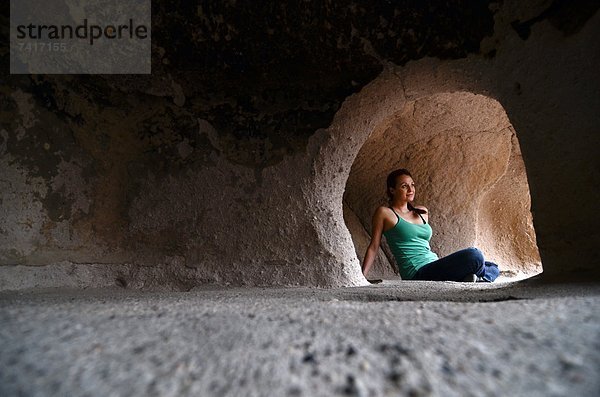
[0,1,598,288]
[1,283,599,396]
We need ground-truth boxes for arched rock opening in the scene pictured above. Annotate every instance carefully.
[343,92,542,279]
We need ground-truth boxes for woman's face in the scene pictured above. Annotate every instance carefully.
[391,174,416,202]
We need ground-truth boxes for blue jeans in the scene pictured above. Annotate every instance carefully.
[413,247,500,282]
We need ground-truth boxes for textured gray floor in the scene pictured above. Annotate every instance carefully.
[1,280,599,397]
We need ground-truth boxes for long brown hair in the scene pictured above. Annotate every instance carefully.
[386,169,427,214]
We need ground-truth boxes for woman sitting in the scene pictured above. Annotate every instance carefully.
[361,168,499,282]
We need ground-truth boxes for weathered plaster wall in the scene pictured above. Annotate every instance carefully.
[0,1,598,289]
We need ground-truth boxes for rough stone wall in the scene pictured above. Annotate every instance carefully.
[487,2,600,280]
[475,134,543,276]
[0,1,598,289]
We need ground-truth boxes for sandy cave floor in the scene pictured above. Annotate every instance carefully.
[1,280,599,397]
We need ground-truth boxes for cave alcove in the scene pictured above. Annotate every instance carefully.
[342,91,542,280]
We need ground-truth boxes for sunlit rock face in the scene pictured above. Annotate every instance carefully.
[0,1,598,289]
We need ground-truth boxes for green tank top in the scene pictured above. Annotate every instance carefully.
[383,208,439,280]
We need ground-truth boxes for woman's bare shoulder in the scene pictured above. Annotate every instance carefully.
[373,205,392,218]
[414,205,429,213]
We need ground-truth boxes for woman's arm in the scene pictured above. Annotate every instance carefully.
[362,207,386,277]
